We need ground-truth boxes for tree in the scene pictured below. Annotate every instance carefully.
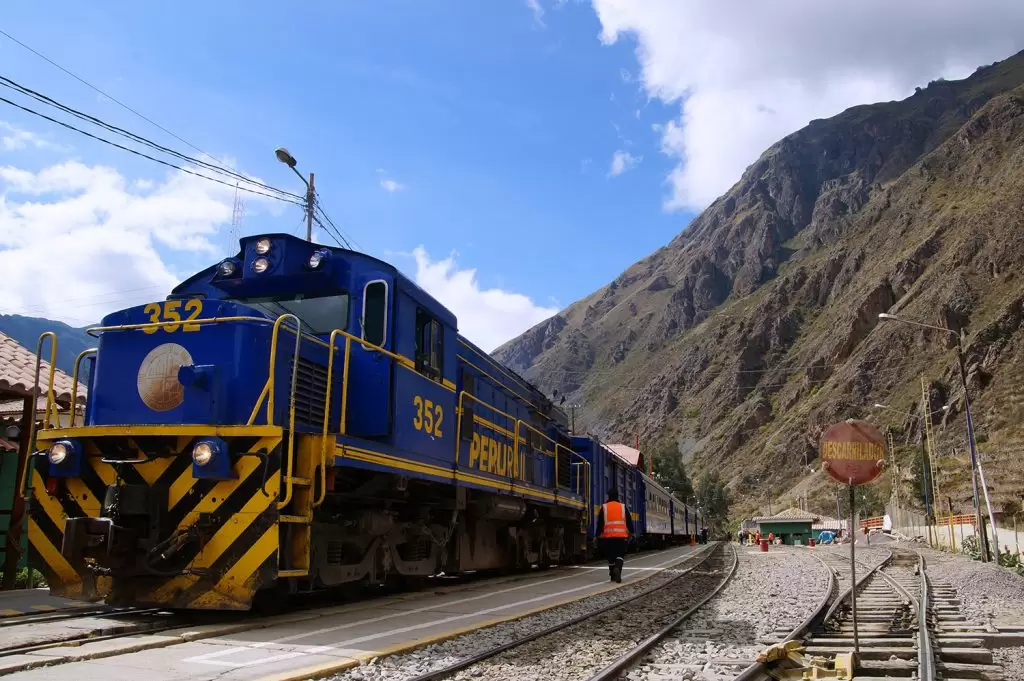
[651,442,693,501]
[695,471,730,533]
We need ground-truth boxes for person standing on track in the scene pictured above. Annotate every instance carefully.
[597,488,633,583]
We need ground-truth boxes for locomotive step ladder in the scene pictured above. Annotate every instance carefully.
[277,437,320,579]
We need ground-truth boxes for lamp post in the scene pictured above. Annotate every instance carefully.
[275,147,315,242]
[878,313,998,561]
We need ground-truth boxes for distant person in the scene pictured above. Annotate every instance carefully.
[701,527,709,544]
[597,488,633,583]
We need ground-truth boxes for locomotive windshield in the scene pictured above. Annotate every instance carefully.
[227,292,349,335]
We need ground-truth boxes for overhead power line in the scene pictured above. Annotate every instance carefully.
[0,94,306,206]
[0,28,233,172]
[0,74,302,201]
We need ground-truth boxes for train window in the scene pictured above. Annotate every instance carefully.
[415,308,444,381]
[227,292,349,335]
[361,280,388,347]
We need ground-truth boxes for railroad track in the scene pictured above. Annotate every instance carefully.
[734,546,1004,681]
[393,543,736,681]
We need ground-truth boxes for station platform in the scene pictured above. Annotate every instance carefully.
[1,544,707,681]
[0,588,98,618]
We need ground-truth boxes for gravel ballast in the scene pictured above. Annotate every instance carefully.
[627,545,832,681]
[918,546,1024,680]
[333,545,718,681]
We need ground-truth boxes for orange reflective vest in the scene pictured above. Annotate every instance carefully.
[601,501,629,539]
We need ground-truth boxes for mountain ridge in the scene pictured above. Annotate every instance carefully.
[493,50,1024,521]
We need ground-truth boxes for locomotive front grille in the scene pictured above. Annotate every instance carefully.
[290,356,329,427]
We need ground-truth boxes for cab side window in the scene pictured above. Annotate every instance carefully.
[362,281,388,347]
[415,307,444,382]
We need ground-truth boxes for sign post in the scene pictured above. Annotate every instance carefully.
[820,419,886,658]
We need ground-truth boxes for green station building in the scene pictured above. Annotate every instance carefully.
[751,508,818,546]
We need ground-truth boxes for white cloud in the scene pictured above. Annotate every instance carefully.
[0,121,67,152]
[411,247,559,352]
[591,0,1024,209]
[0,160,239,324]
[379,178,405,193]
[608,149,640,177]
[526,0,545,26]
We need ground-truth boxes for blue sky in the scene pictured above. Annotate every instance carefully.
[2,1,1022,350]
[0,2,689,331]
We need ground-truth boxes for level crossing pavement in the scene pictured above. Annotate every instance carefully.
[2,544,708,681]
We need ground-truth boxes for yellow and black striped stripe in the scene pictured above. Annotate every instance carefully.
[29,430,283,610]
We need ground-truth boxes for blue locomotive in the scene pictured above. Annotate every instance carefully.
[25,234,705,610]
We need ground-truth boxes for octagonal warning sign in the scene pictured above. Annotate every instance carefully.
[820,419,886,486]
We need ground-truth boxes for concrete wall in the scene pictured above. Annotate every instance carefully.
[888,505,1024,555]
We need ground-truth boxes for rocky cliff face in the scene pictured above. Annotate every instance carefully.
[493,51,1024,518]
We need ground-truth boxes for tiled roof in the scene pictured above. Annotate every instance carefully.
[752,507,819,523]
[0,397,84,418]
[0,331,78,403]
[812,514,845,531]
[607,443,642,466]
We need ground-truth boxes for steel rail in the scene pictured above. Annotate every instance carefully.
[917,552,937,681]
[584,543,738,681]
[403,543,722,681]
[731,551,837,681]
[732,549,893,681]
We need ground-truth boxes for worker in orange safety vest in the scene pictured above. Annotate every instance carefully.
[597,488,633,583]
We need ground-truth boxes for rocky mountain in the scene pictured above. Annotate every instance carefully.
[494,50,1024,522]
[0,315,93,375]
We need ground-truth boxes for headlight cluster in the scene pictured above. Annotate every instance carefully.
[252,257,270,273]
[218,259,237,276]
[255,238,272,255]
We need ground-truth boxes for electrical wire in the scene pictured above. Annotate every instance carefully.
[0,75,302,201]
[314,194,358,250]
[0,28,238,175]
[313,206,353,250]
[0,94,307,206]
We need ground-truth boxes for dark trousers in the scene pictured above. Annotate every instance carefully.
[602,537,627,574]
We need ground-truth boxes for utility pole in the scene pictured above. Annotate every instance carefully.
[305,172,315,242]
[569,404,579,434]
[955,330,997,561]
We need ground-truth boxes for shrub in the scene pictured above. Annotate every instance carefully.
[0,568,48,589]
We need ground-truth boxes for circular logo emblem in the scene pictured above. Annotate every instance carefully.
[137,343,193,411]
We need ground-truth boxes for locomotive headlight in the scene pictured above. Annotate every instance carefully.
[252,257,269,273]
[308,248,329,269]
[192,441,215,466]
[218,259,237,276]
[255,238,272,255]
[45,439,81,476]
[47,442,69,464]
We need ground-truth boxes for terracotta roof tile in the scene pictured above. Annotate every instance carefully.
[752,507,820,523]
[0,331,79,403]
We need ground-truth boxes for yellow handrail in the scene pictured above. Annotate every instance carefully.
[86,315,332,349]
[21,332,57,499]
[316,330,352,508]
[269,315,302,510]
[515,420,555,457]
[69,348,98,428]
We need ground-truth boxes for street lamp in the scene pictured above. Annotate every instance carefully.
[878,312,998,560]
[274,147,315,242]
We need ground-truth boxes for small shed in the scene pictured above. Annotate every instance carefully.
[752,508,818,545]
